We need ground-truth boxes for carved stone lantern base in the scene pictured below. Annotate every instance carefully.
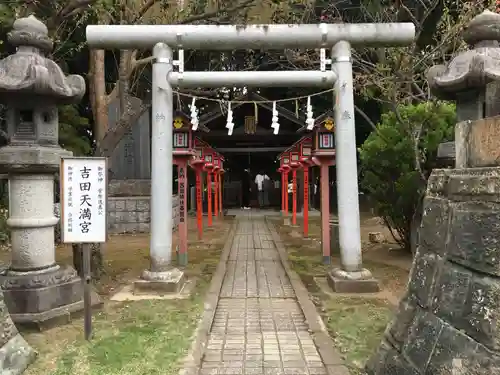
[0,265,102,328]
[367,168,500,374]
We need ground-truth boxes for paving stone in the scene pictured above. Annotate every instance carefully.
[200,217,326,375]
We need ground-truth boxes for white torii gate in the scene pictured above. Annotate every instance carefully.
[86,23,415,285]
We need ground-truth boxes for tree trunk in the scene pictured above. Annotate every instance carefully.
[72,49,108,279]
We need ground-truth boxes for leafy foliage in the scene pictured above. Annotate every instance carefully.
[59,105,92,156]
[359,102,456,250]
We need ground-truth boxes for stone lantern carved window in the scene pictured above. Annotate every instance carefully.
[10,108,36,143]
[36,106,58,145]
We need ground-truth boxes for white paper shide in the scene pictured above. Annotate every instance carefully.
[61,158,107,243]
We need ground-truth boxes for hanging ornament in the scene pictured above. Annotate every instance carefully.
[190,97,199,131]
[305,96,315,130]
[271,101,280,135]
[225,102,234,135]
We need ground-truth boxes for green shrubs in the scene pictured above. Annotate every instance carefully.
[359,102,455,251]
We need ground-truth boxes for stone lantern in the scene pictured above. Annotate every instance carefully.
[428,10,500,167]
[0,16,93,326]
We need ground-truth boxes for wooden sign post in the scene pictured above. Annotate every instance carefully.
[60,157,107,340]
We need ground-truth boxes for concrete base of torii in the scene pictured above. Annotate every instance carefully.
[134,268,186,295]
[327,267,380,294]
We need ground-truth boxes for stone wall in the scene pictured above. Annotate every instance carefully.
[0,290,36,373]
[108,195,179,234]
[367,167,500,375]
[107,179,179,234]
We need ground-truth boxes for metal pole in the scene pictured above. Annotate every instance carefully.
[332,42,362,272]
[82,243,92,340]
[86,23,416,50]
[150,43,174,271]
[168,71,336,88]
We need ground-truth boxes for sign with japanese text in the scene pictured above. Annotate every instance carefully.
[178,165,186,223]
[173,132,189,148]
[319,133,334,149]
[60,157,107,243]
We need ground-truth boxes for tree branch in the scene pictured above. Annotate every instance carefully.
[179,0,256,24]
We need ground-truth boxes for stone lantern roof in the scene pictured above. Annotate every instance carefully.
[427,10,500,100]
[0,15,85,103]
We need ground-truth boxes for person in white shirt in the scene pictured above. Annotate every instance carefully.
[255,171,270,208]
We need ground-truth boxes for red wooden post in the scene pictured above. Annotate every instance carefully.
[177,160,188,264]
[172,113,196,266]
[278,167,284,213]
[281,153,291,217]
[284,170,289,215]
[195,170,203,238]
[219,158,225,216]
[312,116,336,264]
[214,171,219,218]
[303,166,309,236]
[292,169,297,225]
[202,149,215,227]
[281,172,285,212]
[190,143,205,240]
[289,149,300,226]
[207,171,213,226]
[300,136,312,237]
[299,137,313,238]
[320,163,330,260]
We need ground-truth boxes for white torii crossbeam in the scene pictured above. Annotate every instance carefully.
[86,23,415,49]
[85,22,415,286]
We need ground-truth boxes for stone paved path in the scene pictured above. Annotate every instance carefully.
[200,214,328,375]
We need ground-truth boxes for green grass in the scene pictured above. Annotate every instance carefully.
[323,297,392,372]
[25,290,205,375]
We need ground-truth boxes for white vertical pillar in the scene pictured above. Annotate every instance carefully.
[332,41,362,272]
[150,43,174,272]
